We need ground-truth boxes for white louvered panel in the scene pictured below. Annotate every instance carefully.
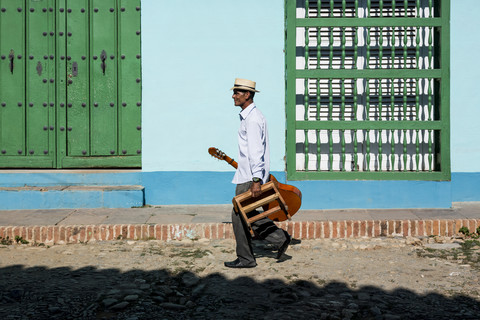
[297,129,435,172]
[294,0,437,173]
[300,0,433,19]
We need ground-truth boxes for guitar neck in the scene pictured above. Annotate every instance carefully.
[223,154,238,169]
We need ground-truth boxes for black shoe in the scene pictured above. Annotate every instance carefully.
[276,234,291,259]
[224,258,257,268]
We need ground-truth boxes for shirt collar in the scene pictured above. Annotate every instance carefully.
[239,103,256,120]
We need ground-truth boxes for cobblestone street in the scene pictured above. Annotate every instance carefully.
[0,236,479,319]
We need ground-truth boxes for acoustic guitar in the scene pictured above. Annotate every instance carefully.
[208,147,302,221]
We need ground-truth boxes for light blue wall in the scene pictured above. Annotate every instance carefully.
[1,1,479,210]
[141,0,285,172]
[136,0,480,208]
[140,0,480,174]
[450,0,480,172]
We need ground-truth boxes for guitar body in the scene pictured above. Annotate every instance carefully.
[263,174,302,221]
[208,147,302,222]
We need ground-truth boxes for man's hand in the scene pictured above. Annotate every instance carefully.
[250,181,262,198]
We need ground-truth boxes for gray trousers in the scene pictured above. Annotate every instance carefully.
[232,182,287,264]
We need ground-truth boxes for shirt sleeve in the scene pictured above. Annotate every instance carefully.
[245,117,266,180]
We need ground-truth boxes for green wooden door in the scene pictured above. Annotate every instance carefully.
[0,0,141,168]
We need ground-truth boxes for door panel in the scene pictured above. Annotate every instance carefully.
[0,0,27,159]
[90,0,117,156]
[118,0,141,156]
[26,0,55,159]
[60,0,141,167]
[65,0,90,157]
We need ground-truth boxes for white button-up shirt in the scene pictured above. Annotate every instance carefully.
[232,103,270,185]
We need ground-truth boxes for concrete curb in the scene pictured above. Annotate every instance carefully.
[1,218,479,245]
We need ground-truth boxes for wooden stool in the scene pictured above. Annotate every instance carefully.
[232,181,291,236]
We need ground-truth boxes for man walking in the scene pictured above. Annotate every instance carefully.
[224,78,291,269]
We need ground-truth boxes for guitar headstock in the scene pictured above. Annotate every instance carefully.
[208,147,226,161]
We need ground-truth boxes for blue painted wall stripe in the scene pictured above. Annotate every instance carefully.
[451,173,480,202]
[141,171,453,209]
[0,171,478,209]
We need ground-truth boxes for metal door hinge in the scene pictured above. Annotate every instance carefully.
[36,61,42,76]
[72,61,78,76]
[9,50,14,73]
[100,50,107,74]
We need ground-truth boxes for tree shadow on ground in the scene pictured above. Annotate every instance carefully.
[0,262,478,320]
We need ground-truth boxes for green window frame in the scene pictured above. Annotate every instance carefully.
[285,0,450,180]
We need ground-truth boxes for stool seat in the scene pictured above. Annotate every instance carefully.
[232,181,291,236]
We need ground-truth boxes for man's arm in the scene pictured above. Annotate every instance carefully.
[245,118,265,197]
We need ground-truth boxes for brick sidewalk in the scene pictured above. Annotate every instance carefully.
[1,202,479,244]
[1,218,479,245]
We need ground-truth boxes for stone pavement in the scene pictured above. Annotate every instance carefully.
[0,202,479,244]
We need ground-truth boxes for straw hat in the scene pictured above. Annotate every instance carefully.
[230,78,260,93]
